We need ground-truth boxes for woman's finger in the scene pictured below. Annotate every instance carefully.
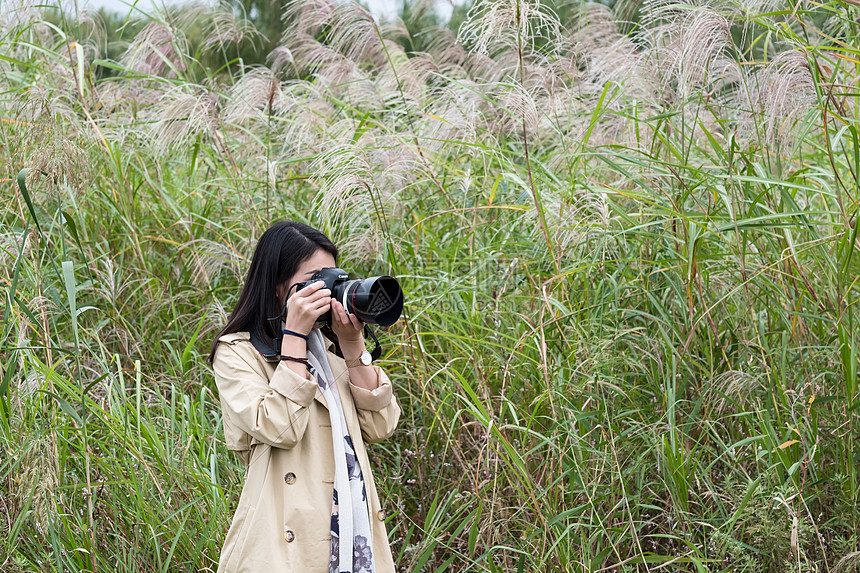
[292,280,326,300]
[302,286,331,301]
[333,301,363,334]
[334,301,355,323]
[304,298,330,314]
[331,300,347,324]
[309,290,331,303]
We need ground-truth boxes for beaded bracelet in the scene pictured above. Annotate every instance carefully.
[282,329,309,341]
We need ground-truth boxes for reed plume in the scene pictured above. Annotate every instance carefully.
[275,80,336,155]
[310,142,385,258]
[148,86,220,152]
[224,67,281,124]
[121,21,188,78]
[458,0,561,57]
[267,46,294,76]
[285,0,391,69]
[737,49,817,149]
[573,3,658,106]
[648,7,734,100]
[0,0,40,29]
[199,6,262,52]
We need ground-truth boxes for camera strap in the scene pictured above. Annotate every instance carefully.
[249,306,286,363]
[250,329,281,363]
[364,325,382,361]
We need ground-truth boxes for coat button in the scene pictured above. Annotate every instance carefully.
[284,530,295,543]
[376,509,385,521]
[284,472,296,485]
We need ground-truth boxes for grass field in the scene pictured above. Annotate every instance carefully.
[2,0,860,571]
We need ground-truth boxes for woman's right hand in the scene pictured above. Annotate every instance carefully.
[283,280,331,335]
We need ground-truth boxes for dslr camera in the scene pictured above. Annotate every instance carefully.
[296,267,403,327]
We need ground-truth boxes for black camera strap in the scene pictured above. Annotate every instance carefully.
[250,304,284,362]
[250,329,281,363]
[364,325,382,361]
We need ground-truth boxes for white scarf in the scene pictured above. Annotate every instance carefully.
[306,329,375,573]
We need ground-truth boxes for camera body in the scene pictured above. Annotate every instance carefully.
[295,267,403,327]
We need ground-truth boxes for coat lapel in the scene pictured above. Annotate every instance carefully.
[313,384,327,407]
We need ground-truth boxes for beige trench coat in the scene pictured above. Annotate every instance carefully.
[212,331,401,573]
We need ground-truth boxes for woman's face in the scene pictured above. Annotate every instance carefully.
[276,248,336,307]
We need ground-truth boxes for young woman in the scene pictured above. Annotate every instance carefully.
[209,221,400,573]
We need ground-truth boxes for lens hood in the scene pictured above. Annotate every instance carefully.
[337,275,403,327]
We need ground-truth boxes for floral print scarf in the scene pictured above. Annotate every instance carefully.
[306,330,375,573]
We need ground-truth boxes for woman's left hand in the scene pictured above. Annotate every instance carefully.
[332,301,378,389]
[331,300,365,352]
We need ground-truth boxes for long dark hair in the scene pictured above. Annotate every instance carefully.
[208,221,338,363]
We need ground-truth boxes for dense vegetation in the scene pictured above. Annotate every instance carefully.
[2,0,860,571]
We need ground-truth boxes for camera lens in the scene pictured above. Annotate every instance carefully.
[334,276,403,327]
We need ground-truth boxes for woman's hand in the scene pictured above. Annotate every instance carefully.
[331,300,366,356]
[284,280,332,335]
[332,300,378,389]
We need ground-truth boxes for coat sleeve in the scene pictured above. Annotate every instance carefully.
[213,341,319,450]
[348,366,401,444]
